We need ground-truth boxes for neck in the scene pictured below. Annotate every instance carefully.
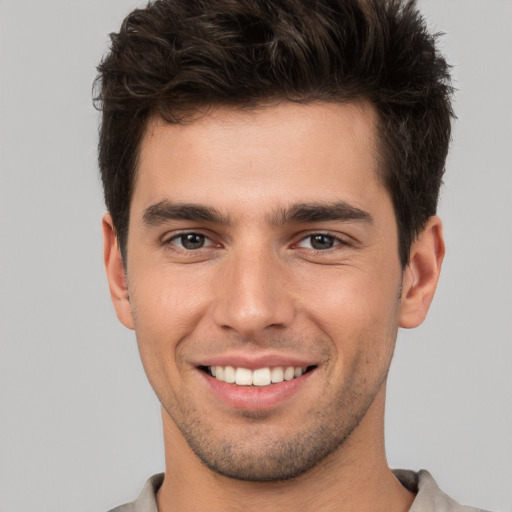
[157,387,415,512]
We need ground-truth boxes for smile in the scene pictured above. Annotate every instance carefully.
[206,365,315,387]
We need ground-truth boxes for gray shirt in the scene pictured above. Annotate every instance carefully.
[108,469,488,512]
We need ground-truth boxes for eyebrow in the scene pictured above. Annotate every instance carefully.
[142,201,231,226]
[271,201,373,226]
[142,200,372,228]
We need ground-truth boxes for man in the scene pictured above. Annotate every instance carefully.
[94,0,486,510]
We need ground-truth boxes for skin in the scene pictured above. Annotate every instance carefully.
[104,101,444,512]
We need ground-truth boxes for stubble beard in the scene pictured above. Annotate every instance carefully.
[146,294,401,483]
[163,374,386,482]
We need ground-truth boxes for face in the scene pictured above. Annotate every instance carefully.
[105,101,431,481]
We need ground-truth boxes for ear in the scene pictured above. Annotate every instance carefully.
[399,216,445,329]
[102,213,135,330]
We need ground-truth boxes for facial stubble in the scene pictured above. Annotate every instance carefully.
[160,356,393,482]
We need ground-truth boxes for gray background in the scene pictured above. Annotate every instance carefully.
[0,1,511,511]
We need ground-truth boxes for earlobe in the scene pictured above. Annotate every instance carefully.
[102,213,135,330]
[399,216,445,329]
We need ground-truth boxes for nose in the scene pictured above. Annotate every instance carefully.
[211,244,295,338]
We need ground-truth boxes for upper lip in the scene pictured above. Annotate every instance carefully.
[194,352,320,370]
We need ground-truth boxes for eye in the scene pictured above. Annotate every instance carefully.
[168,233,213,250]
[297,234,341,250]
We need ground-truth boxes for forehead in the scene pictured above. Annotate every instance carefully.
[133,100,384,216]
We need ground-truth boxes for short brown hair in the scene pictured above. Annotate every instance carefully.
[94,0,454,266]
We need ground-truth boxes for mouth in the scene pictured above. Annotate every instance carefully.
[200,365,317,387]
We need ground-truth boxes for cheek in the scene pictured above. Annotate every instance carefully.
[305,263,400,316]
[301,266,401,358]
[131,265,209,324]
[128,267,212,373]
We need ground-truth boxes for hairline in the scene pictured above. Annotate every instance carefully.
[118,96,406,266]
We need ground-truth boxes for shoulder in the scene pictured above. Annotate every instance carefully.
[108,503,136,512]
[107,473,164,512]
[393,469,492,512]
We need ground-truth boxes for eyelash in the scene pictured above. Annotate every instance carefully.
[294,233,349,251]
[163,231,350,252]
[165,232,216,251]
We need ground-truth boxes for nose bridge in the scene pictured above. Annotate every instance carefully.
[212,240,293,336]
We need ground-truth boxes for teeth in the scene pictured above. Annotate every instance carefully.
[284,366,295,381]
[235,367,252,386]
[224,365,235,383]
[252,368,271,386]
[209,365,308,387]
[271,367,284,383]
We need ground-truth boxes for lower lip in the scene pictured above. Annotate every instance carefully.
[199,369,314,411]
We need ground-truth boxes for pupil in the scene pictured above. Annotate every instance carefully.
[182,233,204,249]
[311,234,334,250]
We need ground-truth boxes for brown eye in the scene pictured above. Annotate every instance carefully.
[171,233,208,250]
[308,234,336,250]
